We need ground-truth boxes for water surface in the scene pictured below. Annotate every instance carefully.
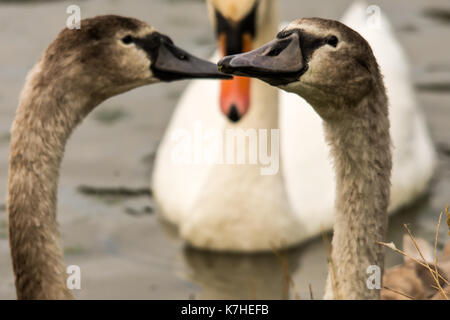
[0,0,449,299]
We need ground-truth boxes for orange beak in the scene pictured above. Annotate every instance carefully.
[219,33,252,122]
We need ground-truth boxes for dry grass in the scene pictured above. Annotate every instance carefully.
[446,204,450,235]
[270,205,450,300]
[308,283,314,300]
[272,247,301,300]
[321,230,341,299]
[382,286,415,300]
[403,222,447,299]
[379,205,450,300]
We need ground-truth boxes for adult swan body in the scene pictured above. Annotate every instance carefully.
[7,15,229,299]
[152,0,298,251]
[153,0,435,251]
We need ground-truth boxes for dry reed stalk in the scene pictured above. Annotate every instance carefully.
[446,204,450,235]
[321,231,341,299]
[272,247,300,300]
[291,284,301,300]
[249,279,257,300]
[309,283,314,300]
[382,286,415,300]
[403,223,448,299]
[378,241,449,286]
[433,212,447,299]
[380,208,450,300]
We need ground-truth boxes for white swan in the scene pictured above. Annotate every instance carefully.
[152,0,436,251]
[153,0,305,251]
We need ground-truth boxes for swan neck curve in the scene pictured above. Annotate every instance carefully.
[323,87,391,299]
[7,62,93,299]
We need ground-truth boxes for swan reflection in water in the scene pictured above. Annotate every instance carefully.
[180,240,327,299]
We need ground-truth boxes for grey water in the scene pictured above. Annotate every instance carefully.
[0,0,449,299]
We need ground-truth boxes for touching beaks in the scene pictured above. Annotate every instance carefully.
[151,35,233,82]
[218,32,306,86]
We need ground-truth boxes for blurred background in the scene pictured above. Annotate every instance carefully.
[0,0,449,299]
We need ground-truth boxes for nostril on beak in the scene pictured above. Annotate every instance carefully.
[228,104,241,122]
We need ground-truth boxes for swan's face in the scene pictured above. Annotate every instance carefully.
[42,15,229,99]
[218,18,377,119]
[207,0,272,122]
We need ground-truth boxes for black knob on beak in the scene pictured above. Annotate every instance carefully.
[227,104,241,122]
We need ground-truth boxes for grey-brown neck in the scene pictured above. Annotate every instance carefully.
[323,84,391,299]
[7,61,96,299]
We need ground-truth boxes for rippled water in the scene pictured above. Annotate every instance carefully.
[0,0,449,299]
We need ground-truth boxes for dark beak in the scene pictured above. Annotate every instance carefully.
[152,38,232,82]
[217,32,306,86]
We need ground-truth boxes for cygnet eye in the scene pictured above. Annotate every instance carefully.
[121,35,134,45]
[326,35,338,47]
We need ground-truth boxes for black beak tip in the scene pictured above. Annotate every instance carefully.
[227,104,241,122]
[217,56,236,75]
